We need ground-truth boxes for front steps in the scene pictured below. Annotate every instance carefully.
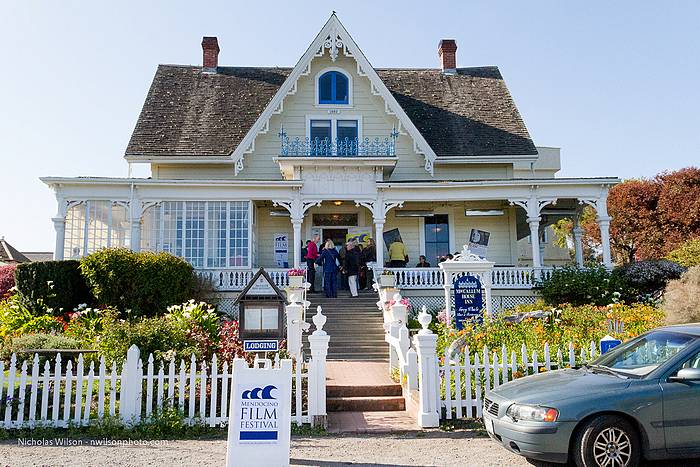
[304,291,387,361]
[325,362,417,433]
[327,383,405,412]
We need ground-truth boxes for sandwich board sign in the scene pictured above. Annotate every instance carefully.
[453,274,483,330]
[226,358,292,467]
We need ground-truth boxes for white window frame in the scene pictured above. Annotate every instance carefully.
[146,200,252,269]
[314,67,353,108]
[418,210,454,260]
[306,114,363,142]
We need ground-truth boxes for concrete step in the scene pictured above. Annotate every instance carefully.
[327,396,406,412]
[327,384,402,398]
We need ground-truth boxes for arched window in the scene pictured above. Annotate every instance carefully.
[318,70,349,104]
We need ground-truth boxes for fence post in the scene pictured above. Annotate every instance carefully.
[308,306,329,428]
[413,311,439,428]
[285,293,305,358]
[119,345,141,426]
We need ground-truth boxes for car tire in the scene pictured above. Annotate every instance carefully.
[572,415,641,467]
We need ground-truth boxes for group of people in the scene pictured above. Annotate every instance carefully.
[302,234,460,298]
[303,234,377,299]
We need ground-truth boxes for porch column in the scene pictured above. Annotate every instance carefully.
[291,217,303,269]
[272,197,322,270]
[598,216,613,269]
[129,200,142,253]
[579,187,613,269]
[528,216,542,270]
[573,216,584,267]
[52,217,66,260]
[510,192,557,280]
[374,219,385,268]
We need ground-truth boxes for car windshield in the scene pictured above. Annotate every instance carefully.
[593,330,696,378]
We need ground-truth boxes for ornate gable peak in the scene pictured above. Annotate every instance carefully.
[230,13,437,176]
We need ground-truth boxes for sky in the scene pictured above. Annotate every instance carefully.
[1,1,699,252]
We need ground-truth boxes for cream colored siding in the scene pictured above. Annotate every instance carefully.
[236,54,405,180]
[255,204,295,268]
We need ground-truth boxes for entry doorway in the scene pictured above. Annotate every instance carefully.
[322,228,348,250]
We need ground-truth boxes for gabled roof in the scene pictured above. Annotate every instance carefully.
[0,237,30,264]
[125,14,537,166]
[233,267,286,304]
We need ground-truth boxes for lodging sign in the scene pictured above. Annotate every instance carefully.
[244,340,279,353]
[226,359,292,467]
[453,274,483,330]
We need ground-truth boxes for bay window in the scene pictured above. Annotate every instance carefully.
[64,200,130,258]
[142,200,250,268]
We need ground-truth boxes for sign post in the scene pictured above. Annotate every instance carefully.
[226,359,293,467]
[453,274,484,329]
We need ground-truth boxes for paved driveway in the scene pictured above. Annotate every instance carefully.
[2,433,699,466]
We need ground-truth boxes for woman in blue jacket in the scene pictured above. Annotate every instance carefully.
[316,240,340,298]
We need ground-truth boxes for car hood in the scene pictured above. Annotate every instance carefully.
[491,368,632,404]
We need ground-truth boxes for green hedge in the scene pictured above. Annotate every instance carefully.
[79,249,195,317]
[14,260,93,315]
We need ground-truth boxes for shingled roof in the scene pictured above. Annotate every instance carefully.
[125,65,537,158]
[0,237,30,264]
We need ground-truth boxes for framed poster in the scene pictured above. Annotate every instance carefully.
[382,228,402,251]
[273,233,289,268]
[468,229,490,259]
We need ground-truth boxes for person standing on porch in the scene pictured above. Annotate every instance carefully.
[305,234,320,293]
[363,237,377,290]
[388,238,408,268]
[316,239,339,298]
[343,241,361,297]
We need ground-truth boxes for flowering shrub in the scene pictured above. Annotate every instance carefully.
[287,268,305,277]
[0,264,16,297]
[218,320,251,363]
[435,301,664,360]
[166,300,219,342]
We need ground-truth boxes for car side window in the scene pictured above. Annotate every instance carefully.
[680,350,700,370]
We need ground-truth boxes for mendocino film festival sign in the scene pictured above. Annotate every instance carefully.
[226,359,292,467]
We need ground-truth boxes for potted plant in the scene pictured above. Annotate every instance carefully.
[287,268,306,288]
[379,269,395,287]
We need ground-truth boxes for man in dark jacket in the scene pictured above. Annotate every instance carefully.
[362,237,377,290]
[343,241,362,297]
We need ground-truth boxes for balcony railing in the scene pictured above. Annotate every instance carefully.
[279,128,398,157]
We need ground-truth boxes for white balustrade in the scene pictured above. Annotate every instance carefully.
[384,266,554,290]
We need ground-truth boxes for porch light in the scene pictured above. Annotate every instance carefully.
[464,209,504,217]
[334,201,343,206]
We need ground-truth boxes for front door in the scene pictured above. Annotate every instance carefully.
[322,228,348,250]
[662,347,700,453]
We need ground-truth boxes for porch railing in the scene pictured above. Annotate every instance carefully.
[197,266,554,291]
[385,266,555,290]
[197,268,292,291]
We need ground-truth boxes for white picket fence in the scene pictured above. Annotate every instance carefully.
[441,341,601,420]
[0,347,313,430]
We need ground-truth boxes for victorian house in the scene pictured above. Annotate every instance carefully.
[42,15,617,311]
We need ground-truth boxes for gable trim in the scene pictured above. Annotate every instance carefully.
[229,14,437,176]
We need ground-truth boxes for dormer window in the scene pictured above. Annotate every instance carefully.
[318,70,350,105]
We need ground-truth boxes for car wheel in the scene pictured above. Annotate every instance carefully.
[572,415,641,467]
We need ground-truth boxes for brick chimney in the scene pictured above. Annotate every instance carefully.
[438,39,458,74]
[202,36,220,72]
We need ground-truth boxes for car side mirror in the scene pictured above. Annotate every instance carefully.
[669,368,700,383]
